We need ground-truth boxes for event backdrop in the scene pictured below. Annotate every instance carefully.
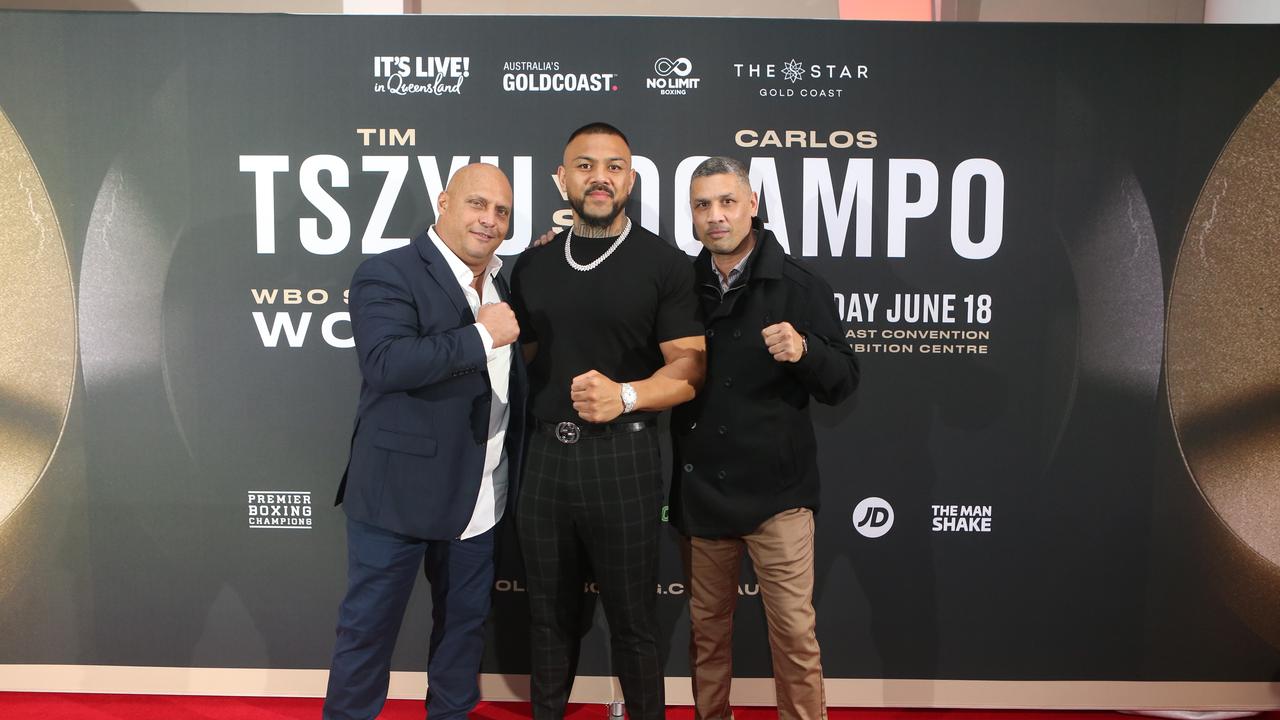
[1,9,1279,709]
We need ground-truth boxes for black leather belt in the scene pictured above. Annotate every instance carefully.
[535,418,656,444]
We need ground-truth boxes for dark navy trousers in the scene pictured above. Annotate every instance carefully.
[324,517,496,720]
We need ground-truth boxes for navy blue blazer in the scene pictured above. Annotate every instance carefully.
[335,231,528,540]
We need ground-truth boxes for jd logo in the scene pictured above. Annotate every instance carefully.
[852,497,894,538]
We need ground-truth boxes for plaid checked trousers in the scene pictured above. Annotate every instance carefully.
[516,426,666,720]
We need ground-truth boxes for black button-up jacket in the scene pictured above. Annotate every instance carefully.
[671,222,860,538]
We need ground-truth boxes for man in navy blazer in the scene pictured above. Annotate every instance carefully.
[324,164,527,720]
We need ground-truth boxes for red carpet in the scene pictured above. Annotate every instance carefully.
[2,695,1275,720]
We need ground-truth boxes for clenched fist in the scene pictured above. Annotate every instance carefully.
[570,370,623,423]
[762,321,806,363]
[476,301,519,348]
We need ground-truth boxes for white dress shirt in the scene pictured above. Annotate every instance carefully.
[428,226,513,540]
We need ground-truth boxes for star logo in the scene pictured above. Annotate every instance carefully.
[781,58,805,83]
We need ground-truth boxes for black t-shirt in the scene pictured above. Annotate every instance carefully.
[510,223,702,424]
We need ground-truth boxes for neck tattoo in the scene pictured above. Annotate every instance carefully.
[565,218,632,272]
[571,222,618,238]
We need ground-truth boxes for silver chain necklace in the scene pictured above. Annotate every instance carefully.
[564,218,632,272]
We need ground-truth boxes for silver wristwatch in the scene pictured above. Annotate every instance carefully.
[620,382,638,414]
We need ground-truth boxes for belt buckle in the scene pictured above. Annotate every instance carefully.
[555,421,581,444]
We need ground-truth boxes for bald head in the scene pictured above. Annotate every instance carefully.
[445,163,510,197]
[435,163,513,273]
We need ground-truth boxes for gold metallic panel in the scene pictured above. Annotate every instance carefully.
[1166,78,1280,647]
[0,106,77,538]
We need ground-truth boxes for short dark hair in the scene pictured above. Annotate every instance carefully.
[566,122,630,150]
[692,156,751,189]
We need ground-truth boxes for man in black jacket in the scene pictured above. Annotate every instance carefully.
[671,156,859,720]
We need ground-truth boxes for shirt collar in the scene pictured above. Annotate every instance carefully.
[710,229,759,290]
[711,245,754,292]
[428,225,503,286]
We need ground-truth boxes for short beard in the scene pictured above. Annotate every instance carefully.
[569,192,627,236]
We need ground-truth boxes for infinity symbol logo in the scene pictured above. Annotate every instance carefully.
[653,57,693,77]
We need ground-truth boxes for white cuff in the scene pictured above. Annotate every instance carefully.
[474,323,495,355]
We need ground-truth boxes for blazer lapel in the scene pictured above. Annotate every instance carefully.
[414,231,472,320]
[494,272,512,302]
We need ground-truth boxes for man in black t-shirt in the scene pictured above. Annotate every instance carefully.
[510,123,705,720]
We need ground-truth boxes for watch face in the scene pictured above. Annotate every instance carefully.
[622,383,638,412]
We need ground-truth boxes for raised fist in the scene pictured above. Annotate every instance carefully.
[477,301,519,348]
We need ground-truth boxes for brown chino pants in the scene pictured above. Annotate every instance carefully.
[680,508,827,720]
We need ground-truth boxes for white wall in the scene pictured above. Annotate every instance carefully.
[1204,0,1280,22]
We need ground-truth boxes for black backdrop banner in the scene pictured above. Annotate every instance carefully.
[1,10,1279,708]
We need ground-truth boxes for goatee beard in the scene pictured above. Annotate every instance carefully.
[569,194,626,236]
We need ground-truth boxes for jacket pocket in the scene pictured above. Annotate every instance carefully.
[373,428,438,457]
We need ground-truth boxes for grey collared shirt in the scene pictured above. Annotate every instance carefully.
[712,250,754,296]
